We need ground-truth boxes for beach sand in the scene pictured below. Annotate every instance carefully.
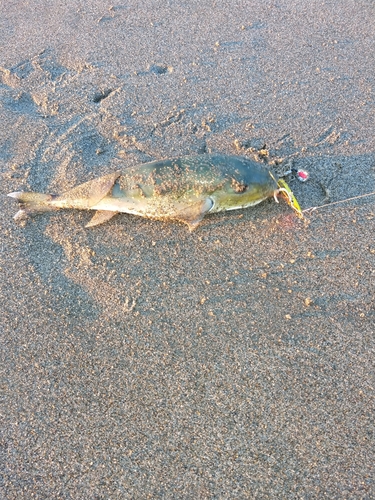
[1,0,374,497]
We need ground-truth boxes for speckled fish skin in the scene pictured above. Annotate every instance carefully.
[90,154,277,229]
[8,154,278,230]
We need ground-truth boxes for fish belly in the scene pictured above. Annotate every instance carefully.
[90,196,154,217]
[213,195,269,212]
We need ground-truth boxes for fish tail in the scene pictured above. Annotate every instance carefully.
[7,191,57,221]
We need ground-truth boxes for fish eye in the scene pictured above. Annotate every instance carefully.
[231,178,248,193]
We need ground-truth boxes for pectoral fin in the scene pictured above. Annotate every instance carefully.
[55,171,121,209]
[85,210,118,228]
[174,197,213,231]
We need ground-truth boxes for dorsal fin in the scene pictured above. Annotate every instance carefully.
[55,171,121,209]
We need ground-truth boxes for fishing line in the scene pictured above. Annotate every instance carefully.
[278,165,375,216]
[302,190,375,214]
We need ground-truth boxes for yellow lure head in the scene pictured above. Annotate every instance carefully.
[271,175,304,219]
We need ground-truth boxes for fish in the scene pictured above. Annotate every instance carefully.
[8,154,279,231]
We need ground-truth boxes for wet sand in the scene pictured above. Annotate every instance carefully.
[1,0,374,497]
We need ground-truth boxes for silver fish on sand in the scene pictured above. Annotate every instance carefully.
[8,154,279,231]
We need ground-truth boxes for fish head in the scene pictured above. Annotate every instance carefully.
[211,164,278,212]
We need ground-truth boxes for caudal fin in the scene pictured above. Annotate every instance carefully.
[7,191,56,221]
